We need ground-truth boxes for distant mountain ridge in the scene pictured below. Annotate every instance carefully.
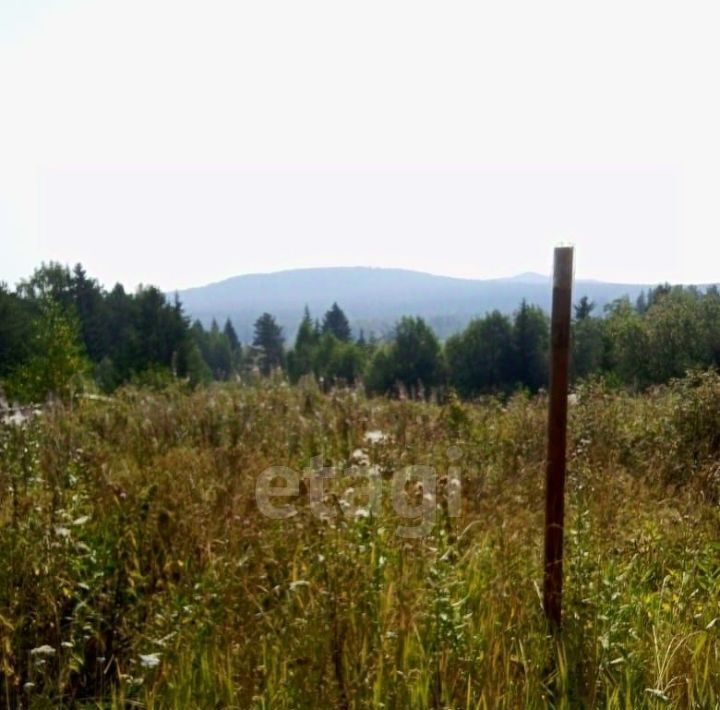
[174,266,657,342]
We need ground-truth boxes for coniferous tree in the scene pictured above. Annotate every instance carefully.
[9,261,720,398]
[185,341,213,385]
[511,300,549,391]
[104,283,135,381]
[223,318,240,351]
[572,306,606,381]
[288,307,318,381]
[321,302,352,342]
[252,313,285,375]
[206,319,232,379]
[71,263,108,361]
[296,307,318,350]
[574,296,595,320]
[134,286,189,375]
[0,285,35,378]
[223,318,242,374]
[635,290,648,314]
[393,317,443,390]
[644,284,672,313]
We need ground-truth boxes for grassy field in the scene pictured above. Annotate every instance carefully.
[1,374,719,708]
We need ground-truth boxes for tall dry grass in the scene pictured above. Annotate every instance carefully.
[1,373,719,707]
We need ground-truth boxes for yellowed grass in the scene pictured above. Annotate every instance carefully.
[1,375,719,708]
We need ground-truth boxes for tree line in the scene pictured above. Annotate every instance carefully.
[2,262,720,402]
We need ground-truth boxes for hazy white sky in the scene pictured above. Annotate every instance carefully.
[0,0,717,290]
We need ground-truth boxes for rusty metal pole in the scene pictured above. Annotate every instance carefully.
[543,245,574,631]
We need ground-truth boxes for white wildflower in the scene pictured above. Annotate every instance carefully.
[30,645,55,657]
[350,449,370,466]
[139,653,161,669]
[364,430,387,445]
[339,489,354,510]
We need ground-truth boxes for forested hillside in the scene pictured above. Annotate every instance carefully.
[175,266,654,341]
[2,262,720,403]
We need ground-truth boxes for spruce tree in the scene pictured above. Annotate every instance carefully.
[252,313,285,375]
[287,307,318,381]
[511,300,549,391]
[321,302,352,342]
[574,296,595,320]
[223,318,240,351]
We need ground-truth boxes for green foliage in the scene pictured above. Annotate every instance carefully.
[252,312,285,375]
[511,299,549,391]
[94,355,119,394]
[287,307,319,382]
[16,261,76,304]
[573,295,595,320]
[364,347,392,394]
[446,305,549,398]
[321,302,352,342]
[603,297,651,388]
[288,308,365,385]
[1,375,720,707]
[0,284,35,378]
[315,332,366,384]
[446,311,513,397]
[644,288,707,383]
[2,263,255,394]
[184,341,213,386]
[129,364,177,390]
[5,298,89,403]
[196,319,235,380]
[222,317,240,352]
[6,262,720,401]
[366,316,444,396]
[572,310,605,380]
[6,263,194,393]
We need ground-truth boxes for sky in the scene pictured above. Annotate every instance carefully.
[0,0,718,291]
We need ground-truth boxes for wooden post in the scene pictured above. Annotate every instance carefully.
[543,245,574,631]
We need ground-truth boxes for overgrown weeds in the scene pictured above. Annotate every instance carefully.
[1,374,719,707]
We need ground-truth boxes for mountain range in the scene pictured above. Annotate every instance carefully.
[175,267,655,342]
